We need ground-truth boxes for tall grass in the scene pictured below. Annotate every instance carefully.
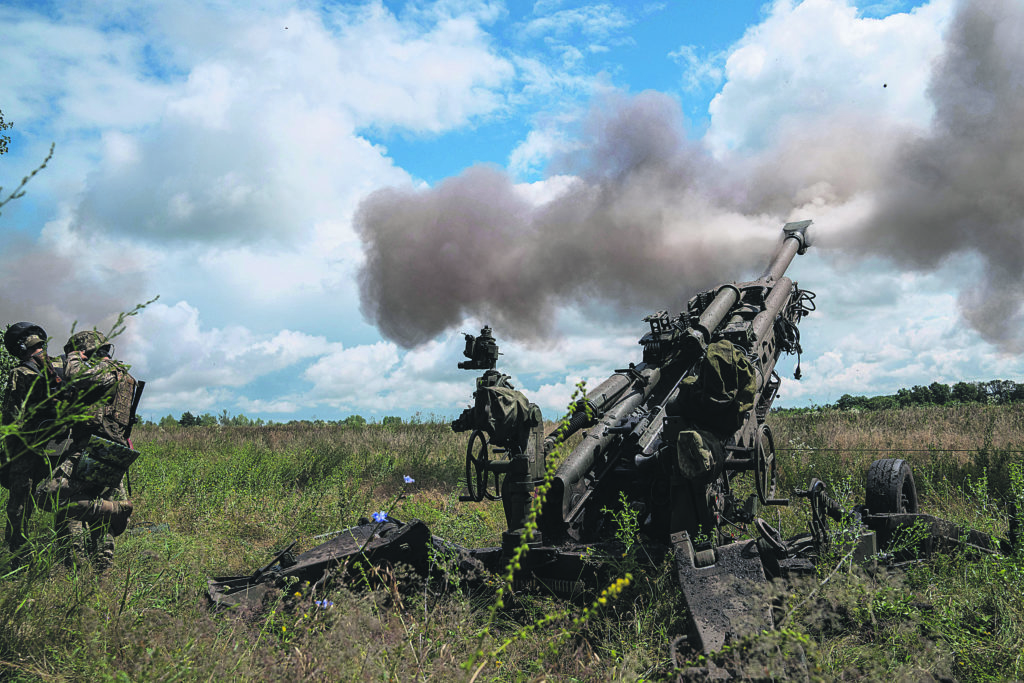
[0,404,1021,681]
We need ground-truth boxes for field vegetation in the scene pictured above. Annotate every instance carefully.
[1,403,1023,681]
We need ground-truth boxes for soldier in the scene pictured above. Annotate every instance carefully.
[1,322,70,567]
[35,330,136,570]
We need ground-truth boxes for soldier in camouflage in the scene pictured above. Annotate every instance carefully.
[35,330,136,570]
[1,323,70,567]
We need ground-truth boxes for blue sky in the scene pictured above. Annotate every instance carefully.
[1,0,1022,422]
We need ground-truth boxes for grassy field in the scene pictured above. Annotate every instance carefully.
[1,403,1022,681]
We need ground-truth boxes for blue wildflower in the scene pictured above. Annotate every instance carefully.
[403,475,415,484]
[314,599,335,609]
[372,510,388,523]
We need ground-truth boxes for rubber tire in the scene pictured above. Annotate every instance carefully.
[755,424,777,503]
[865,458,919,513]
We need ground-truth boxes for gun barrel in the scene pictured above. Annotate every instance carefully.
[751,276,794,344]
[761,220,813,282]
[695,284,741,342]
[555,390,647,488]
[693,222,812,342]
[749,277,795,392]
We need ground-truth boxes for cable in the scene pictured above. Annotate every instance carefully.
[776,447,1024,453]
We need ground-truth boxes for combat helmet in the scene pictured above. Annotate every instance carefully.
[4,322,47,359]
[64,330,111,358]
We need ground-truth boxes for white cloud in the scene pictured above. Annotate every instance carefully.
[510,173,578,206]
[144,387,236,416]
[304,341,400,392]
[299,337,470,416]
[517,4,634,72]
[521,4,632,42]
[233,397,306,415]
[0,6,173,128]
[253,317,648,420]
[322,3,515,132]
[669,45,726,92]
[706,0,952,156]
[121,300,342,410]
[510,54,597,102]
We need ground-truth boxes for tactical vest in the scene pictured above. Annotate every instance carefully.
[95,361,137,445]
[3,356,66,427]
[1,356,71,472]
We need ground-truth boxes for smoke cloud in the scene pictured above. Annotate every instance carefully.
[845,0,1024,351]
[356,0,1024,352]
[0,230,149,347]
[356,92,775,347]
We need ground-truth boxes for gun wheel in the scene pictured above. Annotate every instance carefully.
[465,430,501,502]
[754,424,777,504]
[865,458,918,513]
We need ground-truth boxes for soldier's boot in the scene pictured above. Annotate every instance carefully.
[7,540,30,570]
[64,500,134,537]
[5,531,28,570]
[56,516,88,569]
[87,528,115,572]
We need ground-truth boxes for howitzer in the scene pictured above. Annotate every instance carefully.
[209,220,1016,668]
[452,221,815,557]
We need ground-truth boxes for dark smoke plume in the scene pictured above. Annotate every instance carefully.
[356,92,776,347]
[846,0,1024,352]
[357,0,1024,352]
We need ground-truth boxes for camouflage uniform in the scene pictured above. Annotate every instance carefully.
[1,326,69,566]
[35,331,136,570]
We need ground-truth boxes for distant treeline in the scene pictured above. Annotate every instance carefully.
[150,410,411,429]
[149,379,1024,427]
[779,379,1024,414]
